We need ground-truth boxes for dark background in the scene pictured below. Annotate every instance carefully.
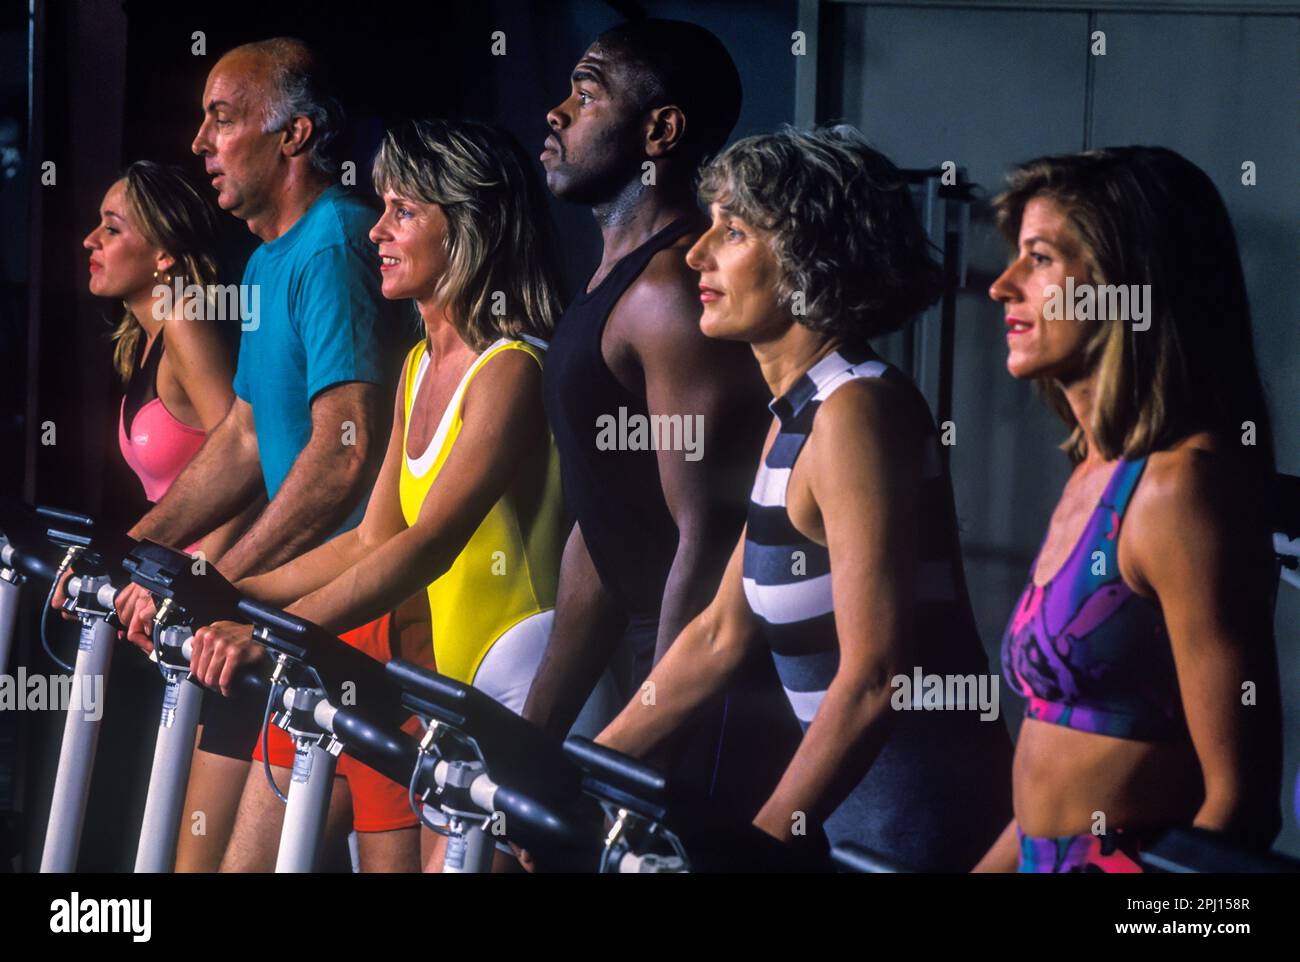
[1,0,1296,870]
[0,0,801,871]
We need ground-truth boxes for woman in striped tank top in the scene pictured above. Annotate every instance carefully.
[598,126,1012,870]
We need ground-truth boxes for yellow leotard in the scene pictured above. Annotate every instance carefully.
[397,335,564,685]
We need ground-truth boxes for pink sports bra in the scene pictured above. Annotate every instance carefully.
[118,332,206,504]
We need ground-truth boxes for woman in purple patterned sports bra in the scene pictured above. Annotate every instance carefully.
[974,147,1283,873]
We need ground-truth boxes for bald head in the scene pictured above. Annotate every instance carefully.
[191,37,344,232]
[226,36,317,70]
[219,37,315,93]
[214,37,344,176]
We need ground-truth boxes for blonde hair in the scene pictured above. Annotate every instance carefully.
[109,161,220,383]
[371,118,563,350]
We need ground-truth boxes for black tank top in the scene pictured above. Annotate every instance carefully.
[542,217,697,619]
[123,331,164,430]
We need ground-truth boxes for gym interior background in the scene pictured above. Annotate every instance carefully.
[0,0,1295,868]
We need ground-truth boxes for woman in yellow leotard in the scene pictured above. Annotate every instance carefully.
[393,328,563,702]
[187,119,574,868]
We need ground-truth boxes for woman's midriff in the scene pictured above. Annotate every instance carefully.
[1013,717,1202,836]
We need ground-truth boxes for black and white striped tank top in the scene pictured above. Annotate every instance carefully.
[742,345,977,727]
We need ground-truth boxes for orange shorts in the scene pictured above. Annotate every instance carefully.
[251,597,433,833]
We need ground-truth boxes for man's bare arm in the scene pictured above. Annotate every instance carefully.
[163,315,265,562]
[198,495,266,566]
[236,365,409,607]
[214,380,386,582]
[128,397,263,548]
[622,252,769,664]
[521,522,627,739]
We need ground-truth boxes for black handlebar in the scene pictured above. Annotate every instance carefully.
[384,658,580,805]
[236,599,409,729]
[0,499,72,582]
[383,659,605,866]
[563,735,670,822]
[564,735,835,873]
[119,541,406,728]
[303,686,601,866]
[34,504,135,584]
[489,784,600,862]
[1141,827,1300,873]
[225,666,273,707]
[327,702,425,787]
[236,596,313,643]
[2,538,62,583]
[125,540,245,627]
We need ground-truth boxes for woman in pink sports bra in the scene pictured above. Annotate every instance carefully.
[974,147,1282,873]
[83,160,264,872]
[85,161,236,515]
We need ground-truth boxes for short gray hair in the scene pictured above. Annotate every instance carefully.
[237,38,344,176]
[698,124,942,344]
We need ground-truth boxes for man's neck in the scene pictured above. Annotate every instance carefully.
[591,178,701,268]
[246,170,333,243]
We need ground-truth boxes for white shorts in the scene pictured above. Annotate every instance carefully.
[470,608,622,733]
[423,609,622,835]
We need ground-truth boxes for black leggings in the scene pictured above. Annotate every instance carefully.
[195,686,264,760]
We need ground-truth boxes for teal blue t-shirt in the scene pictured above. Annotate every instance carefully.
[233,186,391,532]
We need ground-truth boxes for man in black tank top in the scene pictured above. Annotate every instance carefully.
[527,20,799,809]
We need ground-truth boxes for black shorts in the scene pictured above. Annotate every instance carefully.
[623,612,660,691]
[195,684,264,760]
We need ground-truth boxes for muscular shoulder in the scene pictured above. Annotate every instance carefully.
[617,242,704,341]
[809,376,926,480]
[1122,434,1246,590]
[162,315,228,370]
[619,246,759,392]
[461,345,543,421]
[1129,433,1227,531]
[163,315,232,382]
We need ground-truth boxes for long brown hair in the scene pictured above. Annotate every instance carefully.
[109,161,220,383]
[993,147,1276,484]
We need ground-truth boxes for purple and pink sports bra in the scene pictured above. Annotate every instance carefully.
[1001,456,1187,742]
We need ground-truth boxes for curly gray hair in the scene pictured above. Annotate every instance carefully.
[697,124,942,344]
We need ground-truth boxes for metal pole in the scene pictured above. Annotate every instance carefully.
[442,818,495,874]
[39,615,114,872]
[133,676,203,872]
[0,569,21,675]
[275,737,337,873]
